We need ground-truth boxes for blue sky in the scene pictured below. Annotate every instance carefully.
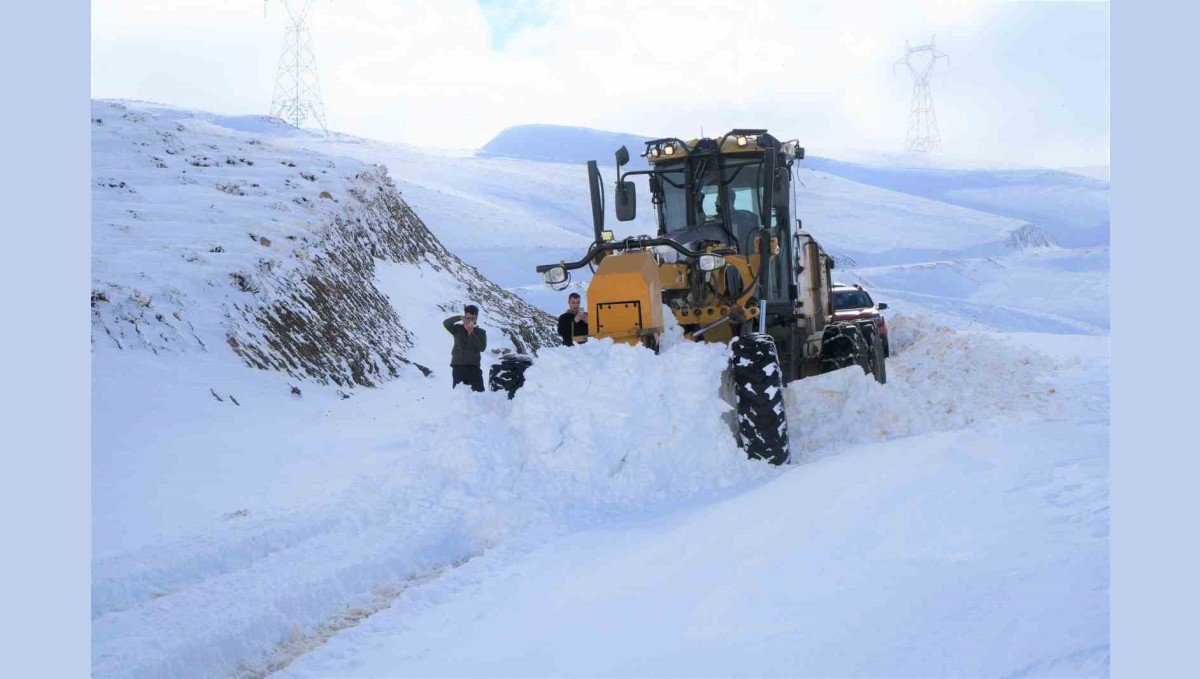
[476,0,551,50]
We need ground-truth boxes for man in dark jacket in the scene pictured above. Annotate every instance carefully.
[443,304,487,391]
[557,293,588,346]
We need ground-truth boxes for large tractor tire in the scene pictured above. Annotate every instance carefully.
[845,324,872,375]
[856,321,887,385]
[818,323,858,373]
[730,333,790,465]
[488,354,533,399]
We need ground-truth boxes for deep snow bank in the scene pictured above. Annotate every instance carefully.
[786,313,1061,458]
[91,310,1084,678]
[276,419,1108,679]
[91,339,775,679]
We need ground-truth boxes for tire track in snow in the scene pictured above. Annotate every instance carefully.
[92,494,494,679]
[233,554,478,679]
[92,417,452,620]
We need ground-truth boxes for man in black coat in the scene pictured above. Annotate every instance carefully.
[443,304,487,391]
[557,293,588,346]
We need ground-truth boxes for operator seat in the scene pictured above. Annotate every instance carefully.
[730,209,759,246]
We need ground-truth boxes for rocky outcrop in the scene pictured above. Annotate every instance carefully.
[224,166,559,387]
[1006,223,1059,250]
[90,100,558,388]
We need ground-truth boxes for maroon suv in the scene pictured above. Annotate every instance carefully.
[831,284,890,357]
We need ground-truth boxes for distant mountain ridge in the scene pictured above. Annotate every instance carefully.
[478,124,656,168]
[802,156,1109,249]
[215,118,1106,307]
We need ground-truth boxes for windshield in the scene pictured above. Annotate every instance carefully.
[658,159,763,244]
[833,289,874,310]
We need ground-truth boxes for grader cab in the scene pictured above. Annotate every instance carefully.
[491,130,887,464]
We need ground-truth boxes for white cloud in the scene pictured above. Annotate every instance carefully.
[90,0,1108,167]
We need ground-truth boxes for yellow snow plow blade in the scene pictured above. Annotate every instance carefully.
[587,250,663,346]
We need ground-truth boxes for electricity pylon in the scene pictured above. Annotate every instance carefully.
[267,0,328,133]
[894,37,949,152]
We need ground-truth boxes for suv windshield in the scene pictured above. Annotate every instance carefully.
[833,289,874,310]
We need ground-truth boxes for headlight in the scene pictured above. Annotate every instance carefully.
[542,266,567,285]
[697,254,725,272]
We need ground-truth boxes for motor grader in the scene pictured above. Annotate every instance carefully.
[490,130,886,464]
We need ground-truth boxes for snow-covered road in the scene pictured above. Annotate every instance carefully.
[275,328,1108,678]
[280,420,1108,678]
[92,322,1109,678]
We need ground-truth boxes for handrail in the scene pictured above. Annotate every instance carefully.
[535,236,708,273]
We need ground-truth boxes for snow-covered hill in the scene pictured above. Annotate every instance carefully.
[91,101,1108,678]
[91,100,559,383]
[842,247,1110,334]
[264,122,1102,293]
[804,154,1109,249]
[91,98,560,559]
[478,124,655,170]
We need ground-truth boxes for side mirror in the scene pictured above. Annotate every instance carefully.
[877,302,888,310]
[773,156,788,210]
[587,161,605,242]
[615,180,637,221]
[760,151,776,228]
[615,145,630,168]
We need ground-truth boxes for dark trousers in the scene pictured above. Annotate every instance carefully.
[451,365,484,392]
